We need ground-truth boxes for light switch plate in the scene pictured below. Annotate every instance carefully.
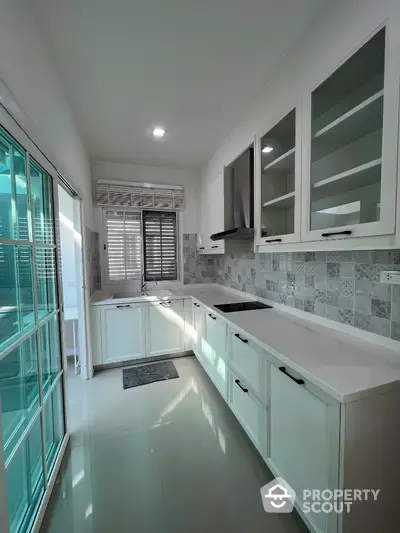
[380,271,400,285]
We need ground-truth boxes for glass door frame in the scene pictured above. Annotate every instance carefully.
[57,181,92,380]
[301,21,399,243]
[0,105,70,533]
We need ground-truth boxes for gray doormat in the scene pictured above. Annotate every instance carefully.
[123,361,179,389]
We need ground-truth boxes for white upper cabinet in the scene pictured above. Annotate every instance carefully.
[197,186,211,252]
[256,107,301,246]
[253,23,400,252]
[302,26,398,243]
[208,172,225,253]
[197,172,225,254]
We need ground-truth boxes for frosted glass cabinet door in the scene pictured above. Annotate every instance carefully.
[259,108,301,245]
[101,304,144,363]
[303,26,398,242]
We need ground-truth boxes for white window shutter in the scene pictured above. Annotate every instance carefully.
[106,210,142,280]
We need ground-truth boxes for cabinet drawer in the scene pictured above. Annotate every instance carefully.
[229,370,262,449]
[229,330,262,396]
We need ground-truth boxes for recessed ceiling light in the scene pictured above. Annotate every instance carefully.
[152,126,166,138]
[262,146,274,153]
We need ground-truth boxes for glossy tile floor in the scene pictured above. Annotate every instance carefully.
[40,356,308,533]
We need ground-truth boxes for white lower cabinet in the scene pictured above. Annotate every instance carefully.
[229,329,263,398]
[203,311,227,398]
[228,369,263,450]
[268,363,340,533]
[100,303,145,363]
[147,300,184,357]
[192,301,206,359]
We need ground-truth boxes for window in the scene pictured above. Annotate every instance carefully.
[143,211,177,281]
[105,210,142,281]
[105,209,178,282]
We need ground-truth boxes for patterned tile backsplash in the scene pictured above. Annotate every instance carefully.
[183,237,400,342]
[183,234,216,285]
[85,226,101,296]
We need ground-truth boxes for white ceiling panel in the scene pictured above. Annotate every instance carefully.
[33,0,326,169]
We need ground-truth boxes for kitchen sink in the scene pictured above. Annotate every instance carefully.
[112,291,146,299]
[112,289,173,300]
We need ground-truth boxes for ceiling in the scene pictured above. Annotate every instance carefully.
[33,0,325,170]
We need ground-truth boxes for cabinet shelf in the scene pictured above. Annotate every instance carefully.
[312,158,381,200]
[262,191,295,208]
[263,147,295,172]
[312,90,383,156]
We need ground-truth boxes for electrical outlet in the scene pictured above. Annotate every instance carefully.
[380,271,400,285]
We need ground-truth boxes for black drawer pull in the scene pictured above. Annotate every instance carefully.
[211,245,218,249]
[117,304,131,309]
[279,366,304,385]
[159,300,171,306]
[193,303,200,307]
[234,333,248,344]
[208,314,216,320]
[199,246,205,250]
[265,238,282,243]
[321,230,352,238]
[235,379,248,393]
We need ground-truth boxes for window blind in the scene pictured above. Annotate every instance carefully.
[106,210,142,280]
[143,211,177,281]
[95,181,184,210]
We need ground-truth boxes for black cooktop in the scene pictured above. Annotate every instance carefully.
[214,301,272,313]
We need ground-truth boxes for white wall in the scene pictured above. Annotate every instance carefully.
[201,0,400,193]
[92,160,199,234]
[0,0,93,228]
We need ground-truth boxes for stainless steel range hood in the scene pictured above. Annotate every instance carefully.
[210,146,254,241]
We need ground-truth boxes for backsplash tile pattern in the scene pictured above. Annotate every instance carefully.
[183,234,216,285]
[85,226,101,296]
[212,240,400,341]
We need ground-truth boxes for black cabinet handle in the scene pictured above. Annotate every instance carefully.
[321,230,352,238]
[234,333,248,344]
[193,303,200,307]
[117,304,131,309]
[159,300,171,306]
[211,245,218,249]
[235,379,248,393]
[199,246,205,250]
[279,366,304,385]
[264,238,282,243]
[208,314,216,320]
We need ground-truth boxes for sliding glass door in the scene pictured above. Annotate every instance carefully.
[0,125,66,532]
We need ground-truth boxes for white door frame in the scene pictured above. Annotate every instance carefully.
[57,182,93,380]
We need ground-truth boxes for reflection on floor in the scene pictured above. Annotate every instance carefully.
[40,356,308,533]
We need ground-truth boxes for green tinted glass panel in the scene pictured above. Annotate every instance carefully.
[0,244,35,350]
[18,246,35,332]
[0,243,18,348]
[36,247,58,319]
[0,135,12,240]
[14,148,30,241]
[6,418,45,533]
[0,335,40,461]
[44,380,65,477]
[30,162,54,244]
[40,316,61,394]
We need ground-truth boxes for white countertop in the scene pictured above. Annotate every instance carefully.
[91,284,400,403]
[176,285,400,403]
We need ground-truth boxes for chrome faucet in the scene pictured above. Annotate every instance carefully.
[141,273,159,292]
